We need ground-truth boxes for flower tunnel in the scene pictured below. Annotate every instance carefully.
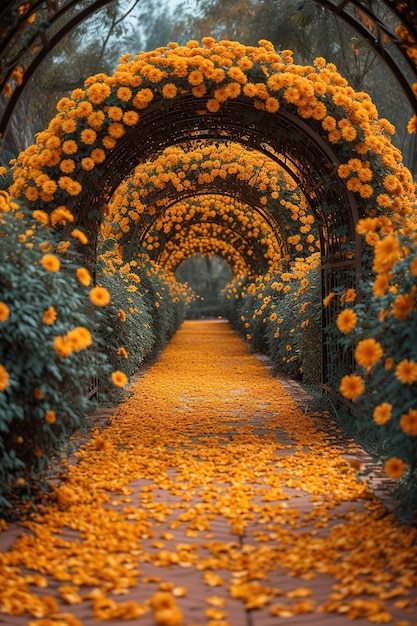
[2,37,417,496]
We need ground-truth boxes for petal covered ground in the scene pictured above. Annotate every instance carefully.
[0,320,416,626]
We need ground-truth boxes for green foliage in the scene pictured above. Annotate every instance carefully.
[332,234,417,503]
[221,268,322,383]
[0,199,111,507]
[95,269,155,399]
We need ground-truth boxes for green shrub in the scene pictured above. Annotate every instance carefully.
[0,195,111,507]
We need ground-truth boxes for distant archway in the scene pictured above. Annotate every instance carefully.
[9,39,417,382]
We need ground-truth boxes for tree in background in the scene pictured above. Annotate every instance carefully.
[176,254,233,319]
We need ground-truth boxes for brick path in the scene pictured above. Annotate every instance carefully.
[0,320,416,626]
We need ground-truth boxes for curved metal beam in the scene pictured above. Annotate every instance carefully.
[0,0,114,140]
[314,0,417,113]
[1,0,417,151]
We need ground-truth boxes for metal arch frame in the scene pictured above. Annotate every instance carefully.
[133,197,286,272]
[153,219,269,276]
[313,0,417,113]
[160,234,251,276]
[121,189,290,263]
[74,95,360,269]
[1,0,417,144]
[0,0,115,140]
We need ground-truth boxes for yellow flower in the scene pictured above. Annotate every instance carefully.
[385,457,406,479]
[118,309,127,322]
[354,338,383,370]
[45,410,56,424]
[0,302,9,323]
[0,364,9,391]
[400,409,417,435]
[162,83,177,98]
[372,235,401,274]
[66,326,93,352]
[76,267,91,286]
[392,290,415,320]
[339,374,364,401]
[322,292,335,307]
[40,253,60,272]
[373,402,392,425]
[336,309,357,334]
[50,206,74,226]
[395,359,417,384]
[53,335,72,357]
[89,286,110,307]
[340,288,356,303]
[71,228,88,244]
[117,347,129,359]
[43,305,57,325]
[111,370,128,387]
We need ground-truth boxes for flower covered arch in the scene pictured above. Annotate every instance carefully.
[8,37,417,388]
[10,38,416,257]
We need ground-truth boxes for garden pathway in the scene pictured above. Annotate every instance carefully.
[0,320,416,626]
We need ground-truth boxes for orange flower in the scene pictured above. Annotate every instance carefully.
[354,338,383,370]
[373,402,392,425]
[322,292,335,307]
[162,83,177,99]
[53,336,72,357]
[43,305,57,325]
[89,286,110,307]
[340,288,356,303]
[399,409,417,435]
[71,228,88,244]
[76,267,91,286]
[117,347,129,359]
[373,273,390,297]
[45,410,56,424]
[51,206,74,226]
[372,235,401,274]
[41,253,60,273]
[395,359,417,384]
[0,302,9,323]
[336,309,357,334]
[339,374,364,401]
[66,327,93,352]
[0,364,9,392]
[111,370,128,387]
[118,309,127,322]
[385,457,406,479]
[392,291,415,320]
[123,110,139,126]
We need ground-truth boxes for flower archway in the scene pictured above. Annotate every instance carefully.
[8,37,417,387]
